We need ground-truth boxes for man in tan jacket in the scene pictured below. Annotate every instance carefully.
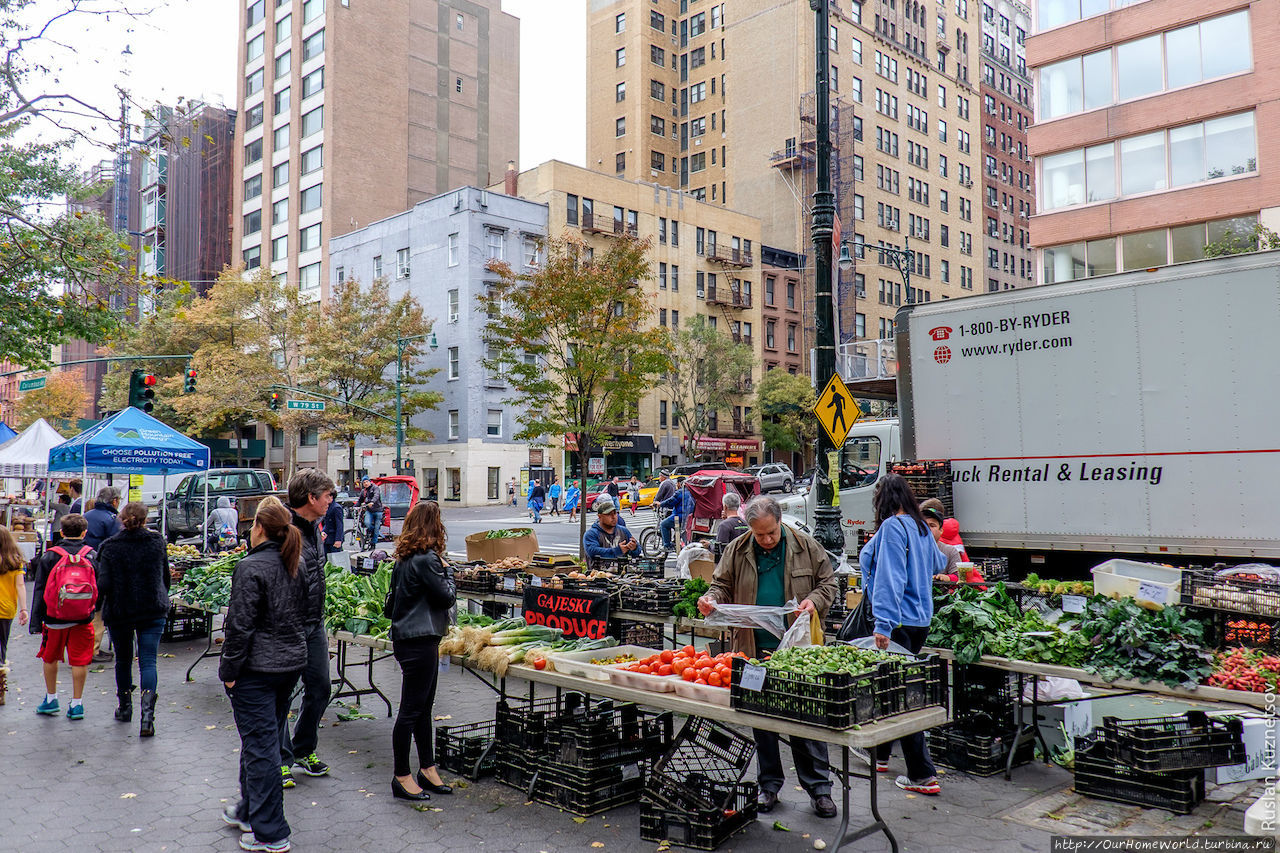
[697,495,839,818]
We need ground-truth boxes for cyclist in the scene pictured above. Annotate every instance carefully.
[356,478,383,549]
[657,479,692,550]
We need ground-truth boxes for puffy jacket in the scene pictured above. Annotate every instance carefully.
[83,501,122,550]
[291,509,325,625]
[28,541,97,632]
[96,527,171,626]
[218,541,308,682]
[387,550,456,642]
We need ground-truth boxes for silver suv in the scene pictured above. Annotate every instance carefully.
[745,463,795,493]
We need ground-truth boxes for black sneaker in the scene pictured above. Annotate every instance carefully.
[280,766,296,789]
[295,753,329,777]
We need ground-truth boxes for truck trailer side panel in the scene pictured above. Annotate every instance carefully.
[897,251,1280,559]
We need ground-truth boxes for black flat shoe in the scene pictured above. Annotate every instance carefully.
[757,790,779,813]
[417,770,453,795]
[391,778,431,801]
[812,794,838,819]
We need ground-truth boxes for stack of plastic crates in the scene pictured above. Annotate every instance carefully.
[889,460,953,517]
[641,717,758,850]
[161,604,209,642]
[435,719,498,780]
[612,619,664,648]
[491,693,673,816]
[927,663,1030,777]
[1073,711,1244,814]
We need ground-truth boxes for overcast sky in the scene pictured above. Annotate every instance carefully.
[24,0,586,170]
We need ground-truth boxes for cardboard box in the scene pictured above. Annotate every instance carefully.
[1214,713,1278,783]
[689,558,716,583]
[464,529,539,564]
[845,589,863,610]
[12,530,37,542]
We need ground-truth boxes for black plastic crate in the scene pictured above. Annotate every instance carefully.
[546,705,674,770]
[1212,612,1280,651]
[494,695,562,750]
[951,664,1019,729]
[530,759,646,815]
[455,571,498,594]
[889,460,953,517]
[1103,711,1245,772]
[640,781,759,850]
[1184,568,1280,618]
[975,556,1010,583]
[351,555,377,576]
[617,580,684,613]
[493,743,535,793]
[1073,738,1205,815]
[162,605,210,642]
[613,620,664,648]
[646,717,755,814]
[435,719,498,780]
[926,724,1033,777]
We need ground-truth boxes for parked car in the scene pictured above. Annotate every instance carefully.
[744,463,795,493]
[163,468,284,541]
[667,461,731,478]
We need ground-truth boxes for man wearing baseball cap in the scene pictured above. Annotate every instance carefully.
[582,497,638,570]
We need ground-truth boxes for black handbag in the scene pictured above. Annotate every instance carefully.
[836,518,910,641]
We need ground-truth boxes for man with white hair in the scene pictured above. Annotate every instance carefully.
[713,491,750,557]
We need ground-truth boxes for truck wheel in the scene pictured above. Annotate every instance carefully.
[783,479,793,493]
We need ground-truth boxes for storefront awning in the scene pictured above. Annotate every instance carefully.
[688,436,762,453]
[563,433,657,455]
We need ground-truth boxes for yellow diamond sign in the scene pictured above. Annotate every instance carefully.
[813,372,861,448]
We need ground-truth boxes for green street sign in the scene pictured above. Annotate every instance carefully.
[286,399,325,411]
[18,377,46,392]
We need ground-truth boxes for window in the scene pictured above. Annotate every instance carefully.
[395,247,410,278]
[765,276,775,306]
[487,410,502,438]
[447,289,459,322]
[245,68,264,96]
[486,228,504,260]
[302,28,323,61]
[650,44,665,66]
[299,261,320,289]
[615,12,625,32]
[651,115,666,136]
[247,33,265,62]
[566,195,579,226]
[302,66,323,99]
[372,255,382,279]
[246,0,264,27]
[851,36,862,63]
[303,0,321,22]
[301,105,322,137]
[690,82,706,102]
[242,245,261,269]
[616,47,626,67]
[273,123,289,150]
[275,14,291,44]
[786,324,797,353]
[272,161,289,188]
[650,79,665,101]
[457,12,464,30]
[670,265,679,292]
[651,10,665,30]
[300,144,322,175]
[616,81,626,102]
[244,174,262,201]
[659,400,668,429]
[246,103,263,130]
[299,223,320,252]
[650,151,665,171]
[271,427,284,448]
[786,281,796,309]
[523,236,540,266]
[299,183,321,213]
[448,411,459,440]
[765,320,776,349]
[447,347,460,380]
[616,116,626,137]
[272,197,288,225]
[689,11,706,37]
[245,138,263,165]
[300,427,318,447]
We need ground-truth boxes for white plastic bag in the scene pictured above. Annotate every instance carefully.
[1022,676,1086,703]
[777,610,815,651]
[703,598,799,639]
[840,635,917,656]
[675,543,713,580]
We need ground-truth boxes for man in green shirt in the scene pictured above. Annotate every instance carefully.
[698,495,839,819]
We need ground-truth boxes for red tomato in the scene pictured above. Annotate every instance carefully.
[682,645,696,656]
[672,660,687,676]
[682,668,697,682]
[660,650,675,664]
[708,672,722,687]
[658,664,674,677]
[638,665,652,675]
[695,677,708,684]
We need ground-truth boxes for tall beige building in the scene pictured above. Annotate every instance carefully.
[587,0,987,356]
[502,160,766,473]
[232,0,520,305]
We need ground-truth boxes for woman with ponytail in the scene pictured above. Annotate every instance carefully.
[220,496,307,853]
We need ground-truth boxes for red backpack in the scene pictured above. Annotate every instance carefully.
[42,546,98,622]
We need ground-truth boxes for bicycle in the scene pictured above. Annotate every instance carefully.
[639,506,682,558]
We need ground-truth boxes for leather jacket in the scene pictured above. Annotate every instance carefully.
[219,541,308,682]
[387,549,456,642]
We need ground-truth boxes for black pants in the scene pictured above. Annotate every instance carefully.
[874,624,937,781]
[0,617,11,662]
[229,669,301,844]
[392,636,441,777]
[754,729,832,797]
[280,622,330,765]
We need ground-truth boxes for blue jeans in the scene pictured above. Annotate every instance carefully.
[659,514,680,549]
[531,501,542,522]
[110,616,168,694]
[362,508,379,545]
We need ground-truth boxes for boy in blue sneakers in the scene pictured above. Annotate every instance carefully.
[29,514,97,719]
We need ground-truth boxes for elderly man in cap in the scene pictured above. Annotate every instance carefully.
[583,496,638,570]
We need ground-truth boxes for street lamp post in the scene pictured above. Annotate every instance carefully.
[809,0,844,555]
[394,332,438,475]
[840,235,912,302]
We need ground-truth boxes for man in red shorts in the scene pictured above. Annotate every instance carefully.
[29,514,97,720]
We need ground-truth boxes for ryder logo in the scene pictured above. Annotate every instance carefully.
[928,326,953,341]
[934,345,952,364]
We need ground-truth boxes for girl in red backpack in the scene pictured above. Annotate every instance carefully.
[28,514,96,720]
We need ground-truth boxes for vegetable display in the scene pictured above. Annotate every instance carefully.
[1205,647,1280,693]
[754,645,895,675]
[926,583,1022,665]
[672,578,709,619]
[171,551,245,610]
[324,562,393,638]
[485,528,535,539]
[1070,596,1213,688]
[1021,574,1093,596]
[437,617,618,677]
[620,646,746,688]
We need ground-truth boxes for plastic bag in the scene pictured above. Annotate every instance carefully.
[703,598,798,639]
[778,610,815,651]
[1022,676,1086,703]
[1215,564,1280,583]
[840,635,917,657]
[675,543,713,580]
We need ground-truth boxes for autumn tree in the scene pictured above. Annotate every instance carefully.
[13,371,88,432]
[756,368,817,462]
[660,314,756,459]
[482,233,671,556]
[304,278,441,486]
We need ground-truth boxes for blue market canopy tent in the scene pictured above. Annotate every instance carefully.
[0,422,16,445]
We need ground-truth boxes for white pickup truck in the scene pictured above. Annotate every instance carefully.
[780,249,1280,573]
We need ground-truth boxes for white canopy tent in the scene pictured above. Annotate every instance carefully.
[0,418,67,483]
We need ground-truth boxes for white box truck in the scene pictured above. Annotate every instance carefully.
[779,250,1280,573]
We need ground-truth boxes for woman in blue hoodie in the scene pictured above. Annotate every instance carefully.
[858,473,945,797]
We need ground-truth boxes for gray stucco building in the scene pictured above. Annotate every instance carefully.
[328,186,547,506]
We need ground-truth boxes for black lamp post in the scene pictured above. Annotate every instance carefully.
[809,0,843,555]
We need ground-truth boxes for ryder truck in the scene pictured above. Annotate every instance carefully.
[779,249,1280,574]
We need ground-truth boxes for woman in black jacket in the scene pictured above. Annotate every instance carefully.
[220,497,307,853]
[387,500,456,801]
[96,502,170,735]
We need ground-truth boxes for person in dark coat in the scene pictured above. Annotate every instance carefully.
[96,502,171,735]
[220,497,307,853]
[320,490,346,569]
[83,486,122,660]
[386,500,456,801]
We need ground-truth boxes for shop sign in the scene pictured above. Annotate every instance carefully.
[688,436,762,453]
[522,588,610,639]
[588,457,606,476]
[529,449,544,466]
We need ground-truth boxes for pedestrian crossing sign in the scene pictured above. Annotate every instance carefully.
[813,373,861,448]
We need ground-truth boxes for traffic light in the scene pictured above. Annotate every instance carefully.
[128,369,156,412]
[269,391,281,411]
[183,367,197,393]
